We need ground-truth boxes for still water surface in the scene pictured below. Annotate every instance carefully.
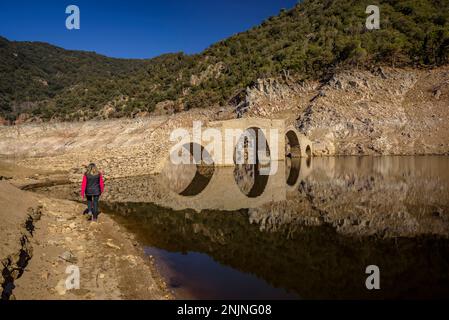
[100,156,449,299]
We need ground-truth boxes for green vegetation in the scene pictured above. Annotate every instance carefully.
[1,0,448,122]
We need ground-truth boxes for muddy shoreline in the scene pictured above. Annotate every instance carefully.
[0,160,172,300]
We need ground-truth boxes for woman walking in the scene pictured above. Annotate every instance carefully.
[80,163,104,222]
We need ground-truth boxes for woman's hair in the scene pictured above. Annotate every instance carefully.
[85,163,99,175]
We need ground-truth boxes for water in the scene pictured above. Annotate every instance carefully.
[99,156,449,300]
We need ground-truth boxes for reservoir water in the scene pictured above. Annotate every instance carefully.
[101,156,449,299]
[35,156,449,299]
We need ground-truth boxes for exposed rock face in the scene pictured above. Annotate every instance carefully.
[298,67,418,155]
[239,66,449,156]
[153,100,185,115]
[0,182,41,300]
[190,62,225,86]
[236,76,319,123]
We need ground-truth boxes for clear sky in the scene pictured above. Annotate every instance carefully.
[0,0,298,59]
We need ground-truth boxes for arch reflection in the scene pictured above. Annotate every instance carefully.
[164,142,215,197]
[234,163,270,198]
[285,157,301,187]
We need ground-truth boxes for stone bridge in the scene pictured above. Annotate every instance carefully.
[173,118,313,167]
[158,117,314,211]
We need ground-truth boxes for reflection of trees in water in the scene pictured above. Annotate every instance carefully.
[103,201,449,299]
[269,156,449,238]
[294,168,449,238]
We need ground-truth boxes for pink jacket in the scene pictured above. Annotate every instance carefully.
[80,173,104,199]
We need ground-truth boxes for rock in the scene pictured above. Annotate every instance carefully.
[55,279,67,295]
[105,241,121,250]
[47,240,59,246]
[122,255,138,267]
[434,89,442,100]
[190,62,225,86]
[0,116,10,126]
[154,101,176,115]
[14,113,31,125]
[59,251,77,263]
[134,111,149,118]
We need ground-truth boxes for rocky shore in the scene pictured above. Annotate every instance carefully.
[0,161,171,300]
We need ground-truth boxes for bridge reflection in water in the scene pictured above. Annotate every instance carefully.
[98,156,449,299]
[155,157,312,212]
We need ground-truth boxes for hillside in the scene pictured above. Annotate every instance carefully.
[1,0,448,123]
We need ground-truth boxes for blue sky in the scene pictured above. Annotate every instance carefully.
[0,0,298,59]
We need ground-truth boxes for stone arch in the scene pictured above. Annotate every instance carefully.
[234,127,271,165]
[285,130,301,158]
[285,126,313,159]
[306,145,312,158]
[233,127,271,198]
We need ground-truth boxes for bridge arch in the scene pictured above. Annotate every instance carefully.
[233,126,271,165]
[285,126,313,158]
[285,129,301,158]
[232,127,271,198]
[306,145,312,158]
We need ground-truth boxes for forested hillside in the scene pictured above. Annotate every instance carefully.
[1,0,448,123]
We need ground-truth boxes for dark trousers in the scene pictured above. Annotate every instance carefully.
[86,195,100,219]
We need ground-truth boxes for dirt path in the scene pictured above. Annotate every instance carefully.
[0,160,171,300]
